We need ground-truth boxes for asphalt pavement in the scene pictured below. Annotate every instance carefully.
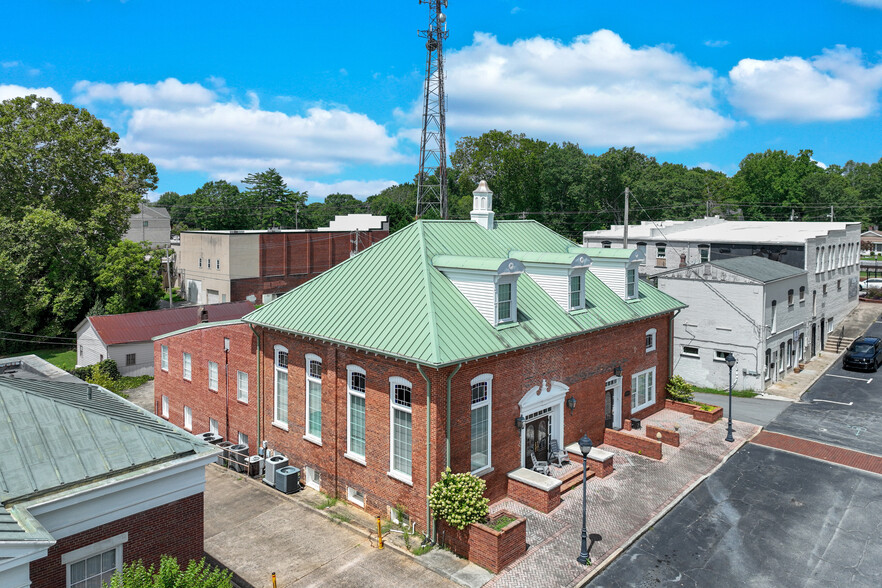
[693,392,789,427]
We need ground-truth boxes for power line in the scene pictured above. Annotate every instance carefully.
[0,330,76,341]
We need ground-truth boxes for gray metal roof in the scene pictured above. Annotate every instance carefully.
[0,378,215,506]
[709,256,806,283]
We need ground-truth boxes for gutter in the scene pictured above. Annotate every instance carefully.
[445,363,462,468]
[248,324,262,445]
[417,365,433,541]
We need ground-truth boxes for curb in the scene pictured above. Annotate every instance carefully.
[575,424,761,587]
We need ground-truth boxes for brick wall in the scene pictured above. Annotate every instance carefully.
[436,514,527,573]
[603,428,663,460]
[29,494,203,588]
[646,424,680,447]
[506,477,560,513]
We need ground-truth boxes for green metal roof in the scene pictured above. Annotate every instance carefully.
[432,255,517,272]
[510,251,589,266]
[709,256,806,283]
[244,220,685,366]
[0,378,215,505]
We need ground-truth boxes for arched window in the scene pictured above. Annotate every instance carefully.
[305,354,322,442]
[470,374,493,474]
[389,377,413,483]
[346,365,366,461]
[645,328,657,352]
[273,345,288,427]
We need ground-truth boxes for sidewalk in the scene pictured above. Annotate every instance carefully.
[764,301,882,400]
[484,409,761,588]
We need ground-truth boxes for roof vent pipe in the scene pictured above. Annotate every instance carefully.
[88,384,96,400]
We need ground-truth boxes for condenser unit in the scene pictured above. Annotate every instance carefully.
[263,454,288,487]
[200,432,223,444]
[216,441,234,466]
[275,466,301,494]
[246,455,264,478]
[228,444,248,472]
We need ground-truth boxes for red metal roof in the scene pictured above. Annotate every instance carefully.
[87,301,255,345]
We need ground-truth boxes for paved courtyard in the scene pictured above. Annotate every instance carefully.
[486,409,759,588]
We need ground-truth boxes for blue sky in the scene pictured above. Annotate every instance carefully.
[2,0,882,201]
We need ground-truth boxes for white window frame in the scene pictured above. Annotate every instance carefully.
[209,417,219,434]
[347,486,365,507]
[63,533,127,588]
[208,361,218,392]
[237,370,248,403]
[161,395,169,418]
[714,350,733,362]
[698,244,710,263]
[645,328,657,352]
[655,243,667,267]
[631,367,656,413]
[765,348,772,380]
[304,354,322,444]
[160,345,168,371]
[182,352,191,381]
[470,374,493,475]
[682,346,700,358]
[770,300,777,333]
[779,343,786,374]
[238,431,248,446]
[345,365,367,464]
[273,345,289,429]
[184,406,192,430]
[626,268,637,299]
[568,272,584,310]
[799,286,805,302]
[388,376,413,485]
[495,278,517,325]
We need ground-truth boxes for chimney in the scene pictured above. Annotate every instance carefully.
[679,253,687,268]
[470,180,495,230]
[198,305,208,323]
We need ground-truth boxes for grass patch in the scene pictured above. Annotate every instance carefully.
[487,515,516,531]
[1,347,77,371]
[411,543,434,556]
[329,512,351,524]
[692,386,757,398]
[317,495,339,510]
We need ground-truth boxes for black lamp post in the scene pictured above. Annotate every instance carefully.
[577,433,593,565]
[725,354,736,442]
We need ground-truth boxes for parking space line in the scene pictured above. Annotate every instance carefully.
[812,399,854,406]
[825,374,873,383]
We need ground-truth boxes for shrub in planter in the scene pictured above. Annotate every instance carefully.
[429,468,489,530]
[666,375,695,403]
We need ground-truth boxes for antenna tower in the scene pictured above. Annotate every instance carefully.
[416,0,449,219]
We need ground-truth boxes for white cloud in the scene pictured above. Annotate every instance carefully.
[842,0,882,7]
[295,177,399,199]
[73,78,217,109]
[0,84,62,102]
[442,30,734,150]
[2,61,20,68]
[704,40,729,48]
[728,45,882,121]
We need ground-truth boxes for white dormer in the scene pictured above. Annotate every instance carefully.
[575,246,644,300]
[433,255,524,326]
[509,251,592,312]
[471,180,495,230]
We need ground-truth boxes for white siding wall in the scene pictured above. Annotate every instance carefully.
[526,268,568,311]
[76,323,107,368]
[589,263,625,298]
[446,271,497,323]
[107,342,156,377]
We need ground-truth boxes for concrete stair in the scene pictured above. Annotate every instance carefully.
[825,336,853,354]
[559,467,594,494]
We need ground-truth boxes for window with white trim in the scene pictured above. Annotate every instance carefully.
[631,367,656,413]
[238,431,248,446]
[208,361,218,392]
[209,417,218,434]
[496,281,514,324]
[626,268,637,298]
[645,328,657,352]
[765,348,772,380]
[682,346,699,357]
[347,486,365,507]
[161,345,168,371]
[699,244,710,263]
[470,375,492,473]
[788,289,794,306]
[274,345,288,427]
[182,352,191,381]
[815,247,821,273]
[161,395,169,418]
[569,274,583,310]
[63,533,127,588]
[347,365,366,460]
[389,377,413,482]
[602,240,611,248]
[237,370,248,402]
[184,406,192,430]
[714,350,733,362]
[771,300,777,332]
[305,354,322,441]
[656,243,667,267]
[799,286,805,302]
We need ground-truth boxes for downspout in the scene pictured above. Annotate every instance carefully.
[248,324,262,445]
[445,363,462,469]
[668,310,681,386]
[417,364,433,541]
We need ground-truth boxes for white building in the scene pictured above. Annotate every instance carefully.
[123,203,171,248]
[585,217,861,356]
[655,257,810,392]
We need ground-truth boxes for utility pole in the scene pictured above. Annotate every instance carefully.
[623,187,630,248]
[828,206,834,222]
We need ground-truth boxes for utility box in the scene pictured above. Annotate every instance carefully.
[263,454,288,487]
[275,466,301,494]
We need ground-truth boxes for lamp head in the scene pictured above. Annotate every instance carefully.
[578,434,593,456]
[725,354,736,368]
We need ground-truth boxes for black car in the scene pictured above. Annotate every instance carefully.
[842,337,882,372]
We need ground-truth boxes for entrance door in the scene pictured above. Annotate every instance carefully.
[811,324,817,357]
[604,389,614,429]
[604,377,622,430]
[524,414,551,468]
[820,319,826,349]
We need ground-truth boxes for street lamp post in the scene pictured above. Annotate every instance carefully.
[577,434,593,565]
[725,354,736,442]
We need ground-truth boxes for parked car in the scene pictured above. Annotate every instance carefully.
[843,337,882,372]
[859,278,882,290]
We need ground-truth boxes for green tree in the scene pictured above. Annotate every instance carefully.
[243,168,306,229]
[366,183,417,232]
[95,240,163,314]
[106,555,232,588]
[154,191,180,212]
[0,96,157,350]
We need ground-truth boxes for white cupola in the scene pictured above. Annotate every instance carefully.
[471,180,495,230]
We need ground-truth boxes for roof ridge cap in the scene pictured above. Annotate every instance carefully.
[416,221,442,364]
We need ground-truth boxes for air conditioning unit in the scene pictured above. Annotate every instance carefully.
[275,466,301,494]
[246,455,264,478]
[228,444,248,472]
[263,454,288,487]
[199,432,223,444]
[216,441,234,466]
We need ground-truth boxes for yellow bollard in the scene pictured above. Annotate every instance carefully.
[377,516,384,549]
[272,572,277,588]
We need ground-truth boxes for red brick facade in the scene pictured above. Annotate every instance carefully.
[506,477,561,513]
[436,513,527,573]
[155,312,673,532]
[29,493,204,588]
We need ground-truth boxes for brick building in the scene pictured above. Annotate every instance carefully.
[154,182,684,537]
[0,359,217,588]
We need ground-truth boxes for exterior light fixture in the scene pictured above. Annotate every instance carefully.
[613,366,622,377]
[725,354,736,443]
[577,434,593,565]
[515,415,525,430]
[567,396,577,415]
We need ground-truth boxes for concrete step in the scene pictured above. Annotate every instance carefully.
[559,467,594,494]
[825,338,853,353]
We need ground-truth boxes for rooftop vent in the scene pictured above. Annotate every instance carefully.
[470,180,495,230]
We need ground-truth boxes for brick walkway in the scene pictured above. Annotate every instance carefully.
[752,430,882,475]
[485,409,760,588]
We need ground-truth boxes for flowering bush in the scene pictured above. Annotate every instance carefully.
[666,375,695,403]
[428,468,489,530]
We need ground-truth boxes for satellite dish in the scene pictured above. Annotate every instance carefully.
[437,12,446,23]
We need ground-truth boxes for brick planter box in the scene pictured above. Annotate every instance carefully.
[603,428,663,460]
[665,398,697,415]
[693,405,723,423]
[436,511,527,573]
[646,425,680,447]
[506,468,561,513]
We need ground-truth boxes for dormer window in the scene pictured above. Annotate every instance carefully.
[569,275,583,310]
[496,282,514,324]
[433,255,524,326]
[626,268,637,298]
